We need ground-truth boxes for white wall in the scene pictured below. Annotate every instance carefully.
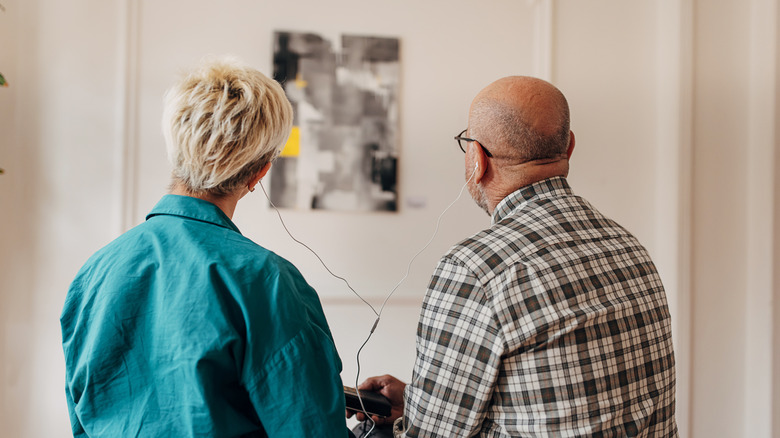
[0,0,778,437]
[691,2,750,435]
[775,0,780,425]
[691,0,778,437]
[1,1,125,435]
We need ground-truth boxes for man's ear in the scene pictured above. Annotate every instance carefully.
[566,131,576,159]
[473,143,488,184]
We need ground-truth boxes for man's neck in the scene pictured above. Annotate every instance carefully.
[486,159,569,214]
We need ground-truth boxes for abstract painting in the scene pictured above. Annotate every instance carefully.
[270,31,400,212]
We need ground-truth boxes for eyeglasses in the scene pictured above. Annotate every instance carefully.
[454,129,493,158]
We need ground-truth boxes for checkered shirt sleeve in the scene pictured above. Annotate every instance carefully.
[401,177,678,437]
[403,254,501,437]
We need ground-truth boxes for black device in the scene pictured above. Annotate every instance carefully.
[344,386,392,418]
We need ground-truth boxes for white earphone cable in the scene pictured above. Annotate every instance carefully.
[259,182,380,317]
[258,163,479,437]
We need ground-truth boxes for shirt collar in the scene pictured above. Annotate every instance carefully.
[491,176,573,224]
[146,194,241,234]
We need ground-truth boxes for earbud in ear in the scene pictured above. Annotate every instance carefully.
[474,162,479,171]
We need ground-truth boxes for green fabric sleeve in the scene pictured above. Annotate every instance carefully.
[246,325,347,437]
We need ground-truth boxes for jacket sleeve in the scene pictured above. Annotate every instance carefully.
[240,262,349,438]
[245,325,349,437]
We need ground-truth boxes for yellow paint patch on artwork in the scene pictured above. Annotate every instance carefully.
[280,126,300,157]
[294,73,308,89]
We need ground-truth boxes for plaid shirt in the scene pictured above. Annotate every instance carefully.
[402,177,677,437]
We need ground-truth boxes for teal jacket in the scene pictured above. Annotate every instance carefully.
[61,195,348,437]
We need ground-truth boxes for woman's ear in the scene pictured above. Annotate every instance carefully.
[248,161,272,191]
[257,161,272,180]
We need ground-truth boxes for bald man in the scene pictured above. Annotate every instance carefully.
[351,77,678,437]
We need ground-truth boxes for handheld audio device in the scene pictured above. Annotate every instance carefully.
[344,385,392,418]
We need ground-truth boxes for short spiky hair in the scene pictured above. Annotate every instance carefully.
[162,56,293,196]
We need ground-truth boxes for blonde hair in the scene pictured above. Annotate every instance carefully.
[162,56,293,196]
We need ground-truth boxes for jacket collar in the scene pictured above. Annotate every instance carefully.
[146,194,241,233]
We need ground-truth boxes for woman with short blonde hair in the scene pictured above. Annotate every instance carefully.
[162,57,293,196]
[62,57,350,437]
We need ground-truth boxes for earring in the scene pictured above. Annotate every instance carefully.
[249,186,255,193]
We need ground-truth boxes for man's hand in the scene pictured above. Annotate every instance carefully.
[346,374,406,426]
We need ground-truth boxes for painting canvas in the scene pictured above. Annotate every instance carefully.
[270,31,400,212]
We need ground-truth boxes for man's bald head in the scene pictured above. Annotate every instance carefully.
[468,76,570,162]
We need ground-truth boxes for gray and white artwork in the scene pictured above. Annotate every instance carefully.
[270,31,400,212]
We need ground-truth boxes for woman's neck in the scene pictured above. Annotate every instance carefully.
[170,184,241,219]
